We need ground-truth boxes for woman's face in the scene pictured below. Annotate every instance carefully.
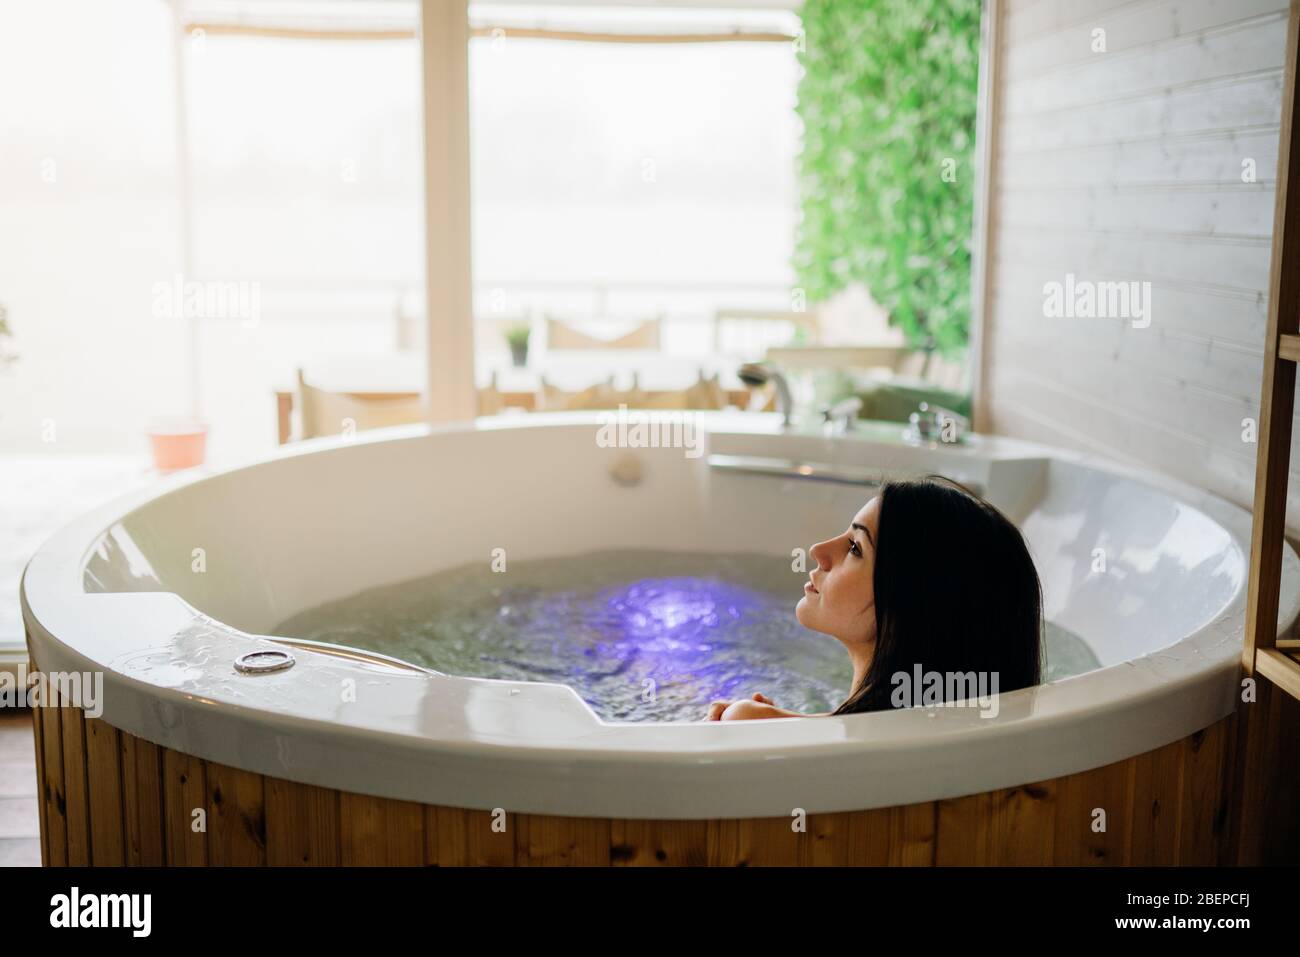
[796,496,880,649]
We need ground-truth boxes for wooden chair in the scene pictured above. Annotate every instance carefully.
[296,369,425,440]
[535,376,620,411]
[477,370,507,416]
[625,370,729,410]
[545,315,661,350]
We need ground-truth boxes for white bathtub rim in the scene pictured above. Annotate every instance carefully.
[19,413,1297,818]
[21,589,1242,818]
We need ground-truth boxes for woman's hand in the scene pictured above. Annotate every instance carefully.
[704,692,793,721]
[704,693,772,721]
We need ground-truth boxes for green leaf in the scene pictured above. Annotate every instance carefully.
[794,0,979,359]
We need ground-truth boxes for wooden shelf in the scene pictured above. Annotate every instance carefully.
[1256,649,1300,702]
[1244,0,1300,709]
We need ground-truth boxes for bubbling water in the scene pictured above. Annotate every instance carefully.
[274,550,1100,723]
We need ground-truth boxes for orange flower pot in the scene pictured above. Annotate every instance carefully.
[145,418,208,472]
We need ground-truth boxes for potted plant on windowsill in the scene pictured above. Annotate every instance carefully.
[505,323,531,368]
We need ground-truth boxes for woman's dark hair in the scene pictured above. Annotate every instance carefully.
[832,476,1043,715]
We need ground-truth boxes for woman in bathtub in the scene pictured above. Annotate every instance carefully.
[704,476,1043,720]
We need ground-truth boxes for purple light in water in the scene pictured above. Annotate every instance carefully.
[597,577,766,667]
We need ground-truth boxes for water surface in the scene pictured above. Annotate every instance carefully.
[276,550,1100,722]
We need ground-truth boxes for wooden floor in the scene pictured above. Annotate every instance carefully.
[0,708,40,866]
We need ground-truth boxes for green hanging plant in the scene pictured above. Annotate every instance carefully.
[794,0,980,359]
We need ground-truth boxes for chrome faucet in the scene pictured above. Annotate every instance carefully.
[904,402,969,444]
[738,362,794,427]
[820,395,863,433]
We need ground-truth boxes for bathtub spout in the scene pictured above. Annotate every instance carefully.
[738,362,794,427]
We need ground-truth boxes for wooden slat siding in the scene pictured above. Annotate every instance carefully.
[992,322,1270,425]
[1264,690,1300,862]
[162,748,207,866]
[515,814,611,866]
[993,394,1300,535]
[989,287,1270,380]
[990,331,1262,428]
[998,129,1282,192]
[707,816,804,867]
[1052,758,1135,865]
[205,762,267,866]
[999,72,1285,154]
[120,733,165,866]
[999,783,1057,864]
[39,695,66,866]
[265,778,340,865]
[462,808,514,866]
[1178,718,1231,865]
[609,820,708,866]
[1227,679,1275,864]
[425,806,514,866]
[990,367,1253,476]
[829,804,937,866]
[423,805,452,866]
[1004,0,1187,48]
[990,306,1266,409]
[28,715,1300,864]
[888,803,939,866]
[936,784,1058,866]
[1127,738,1186,864]
[339,793,424,866]
[983,0,1300,534]
[118,731,140,865]
[27,657,49,868]
[839,807,894,864]
[1000,185,1276,238]
[988,334,1279,473]
[1255,687,1292,864]
[1212,710,1243,865]
[1004,0,1287,80]
[60,708,91,865]
[997,231,1271,291]
[988,380,1300,529]
[1249,691,1277,865]
[1005,10,1290,112]
[83,718,126,867]
[992,241,1270,298]
[1239,681,1300,863]
[805,812,859,866]
[30,707,48,866]
[992,265,1270,348]
[935,792,995,864]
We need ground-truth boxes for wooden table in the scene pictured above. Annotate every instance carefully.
[275,351,751,444]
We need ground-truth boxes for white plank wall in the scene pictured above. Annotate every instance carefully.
[982,0,1300,527]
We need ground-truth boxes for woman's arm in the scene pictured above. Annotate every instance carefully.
[705,693,823,720]
[719,698,810,720]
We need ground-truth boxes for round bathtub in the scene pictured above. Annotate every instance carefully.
[21,412,1300,866]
